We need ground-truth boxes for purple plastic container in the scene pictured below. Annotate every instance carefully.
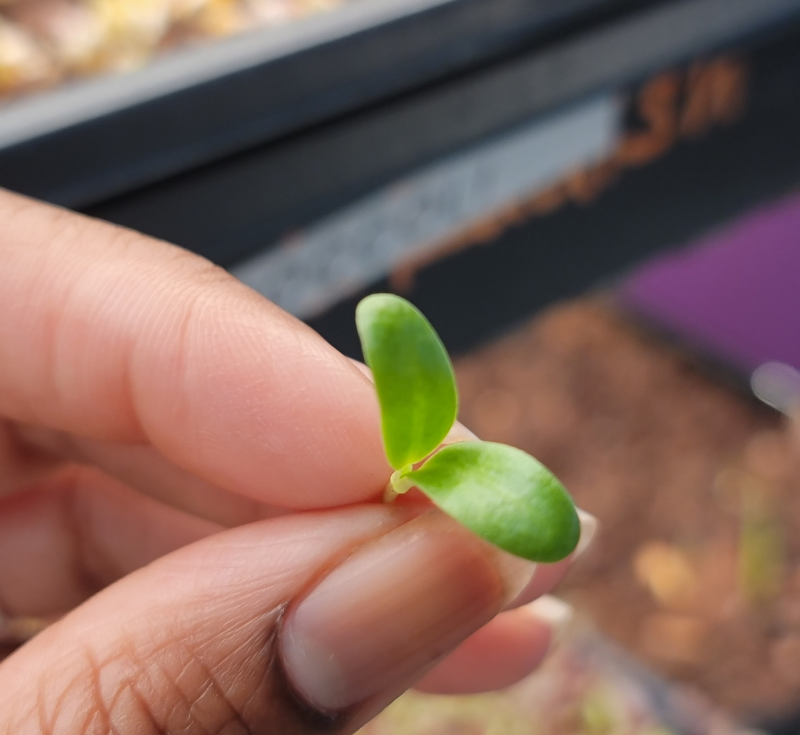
[620,191,800,377]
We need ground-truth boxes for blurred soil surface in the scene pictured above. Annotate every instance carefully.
[454,295,800,722]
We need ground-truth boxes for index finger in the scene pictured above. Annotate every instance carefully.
[0,190,389,508]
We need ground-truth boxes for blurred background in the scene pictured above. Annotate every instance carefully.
[3,0,800,733]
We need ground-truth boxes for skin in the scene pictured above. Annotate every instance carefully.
[0,189,579,735]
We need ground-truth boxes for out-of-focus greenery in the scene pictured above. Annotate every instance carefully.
[358,690,536,735]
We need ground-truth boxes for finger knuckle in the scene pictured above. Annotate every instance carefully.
[19,629,273,735]
[3,620,346,735]
[75,630,277,735]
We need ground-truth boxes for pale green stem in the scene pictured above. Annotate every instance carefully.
[383,469,416,503]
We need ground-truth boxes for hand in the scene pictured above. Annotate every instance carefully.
[0,189,595,734]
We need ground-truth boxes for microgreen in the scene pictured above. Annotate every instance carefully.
[356,293,580,563]
[356,293,457,470]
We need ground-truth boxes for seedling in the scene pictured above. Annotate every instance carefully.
[356,293,580,562]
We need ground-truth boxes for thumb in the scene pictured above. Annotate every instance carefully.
[0,505,536,735]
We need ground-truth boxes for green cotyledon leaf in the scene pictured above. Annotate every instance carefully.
[356,294,458,470]
[403,441,580,562]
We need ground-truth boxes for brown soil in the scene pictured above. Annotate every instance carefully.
[454,296,800,722]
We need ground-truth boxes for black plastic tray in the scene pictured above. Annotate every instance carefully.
[307,29,800,357]
[0,0,644,207]
[1,0,798,216]
[1,0,800,356]
[55,0,800,268]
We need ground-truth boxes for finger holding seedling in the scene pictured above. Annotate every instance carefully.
[356,294,582,563]
[0,189,595,735]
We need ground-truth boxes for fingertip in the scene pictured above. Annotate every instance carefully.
[575,509,598,558]
[413,603,555,695]
[522,595,573,644]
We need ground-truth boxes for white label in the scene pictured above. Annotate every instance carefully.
[234,94,621,318]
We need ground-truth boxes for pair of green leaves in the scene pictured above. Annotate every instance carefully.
[356,294,580,563]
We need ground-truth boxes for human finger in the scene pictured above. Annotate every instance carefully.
[0,467,588,677]
[9,422,281,526]
[0,189,389,510]
[414,595,572,694]
[0,464,593,646]
[0,507,538,734]
[0,465,220,618]
[407,509,597,696]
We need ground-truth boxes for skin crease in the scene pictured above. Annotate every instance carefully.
[0,189,590,734]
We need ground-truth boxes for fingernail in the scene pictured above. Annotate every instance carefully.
[280,510,536,712]
[445,422,480,443]
[524,595,573,643]
[349,359,374,382]
[575,509,598,558]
